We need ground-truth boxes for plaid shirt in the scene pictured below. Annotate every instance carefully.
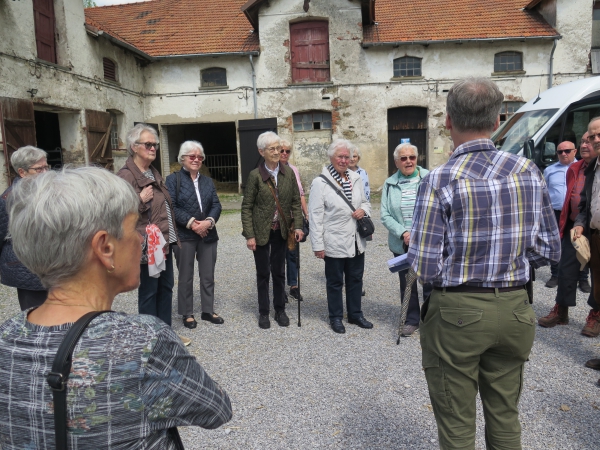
[407,139,561,288]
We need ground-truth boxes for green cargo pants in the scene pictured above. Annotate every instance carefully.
[420,288,536,450]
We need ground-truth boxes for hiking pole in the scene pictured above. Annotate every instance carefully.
[397,268,417,344]
[296,240,302,327]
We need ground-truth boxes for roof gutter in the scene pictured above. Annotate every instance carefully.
[362,35,562,48]
[85,24,153,61]
[153,51,260,59]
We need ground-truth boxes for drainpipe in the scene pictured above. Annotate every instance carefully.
[249,55,258,119]
[548,38,558,90]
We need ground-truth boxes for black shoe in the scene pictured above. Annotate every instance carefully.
[348,315,373,329]
[201,312,224,324]
[182,315,197,329]
[274,310,290,327]
[361,289,366,296]
[330,319,346,334]
[585,359,600,370]
[259,314,270,329]
[545,277,558,288]
[580,279,592,293]
[289,286,303,301]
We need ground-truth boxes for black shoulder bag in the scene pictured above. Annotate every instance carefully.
[46,311,185,449]
[319,174,375,238]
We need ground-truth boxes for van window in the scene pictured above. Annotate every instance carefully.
[493,109,557,154]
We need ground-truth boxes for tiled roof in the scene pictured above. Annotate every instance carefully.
[363,0,559,45]
[85,0,259,58]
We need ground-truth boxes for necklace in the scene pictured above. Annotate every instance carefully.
[44,301,95,308]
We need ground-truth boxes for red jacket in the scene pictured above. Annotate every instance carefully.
[558,159,587,239]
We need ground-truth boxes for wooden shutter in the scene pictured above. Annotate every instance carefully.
[33,0,57,64]
[103,58,117,81]
[85,110,114,172]
[290,22,330,83]
[0,97,36,184]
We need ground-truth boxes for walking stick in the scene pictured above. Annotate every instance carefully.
[296,240,302,327]
[397,268,417,344]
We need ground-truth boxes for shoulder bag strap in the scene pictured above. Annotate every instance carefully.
[318,174,356,213]
[47,311,112,450]
[267,178,291,230]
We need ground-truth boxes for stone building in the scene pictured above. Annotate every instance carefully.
[0,0,595,193]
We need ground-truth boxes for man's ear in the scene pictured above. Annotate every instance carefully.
[492,115,500,132]
[445,115,452,130]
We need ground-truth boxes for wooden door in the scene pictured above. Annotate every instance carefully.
[0,97,36,184]
[33,0,57,64]
[290,22,330,83]
[86,110,114,172]
[387,107,428,174]
[238,118,277,189]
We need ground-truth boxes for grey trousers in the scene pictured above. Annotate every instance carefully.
[173,239,218,316]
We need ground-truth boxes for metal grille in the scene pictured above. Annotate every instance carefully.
[204,154,238,183]
[494,52,523,72]
[393,57,422,77]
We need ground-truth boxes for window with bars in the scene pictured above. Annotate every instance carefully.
[201,68,227,88]
[103,58,117,82]
[393,56,422,77]
[499,101,525,123]
[494,52,523,73]
[293,111,332,131]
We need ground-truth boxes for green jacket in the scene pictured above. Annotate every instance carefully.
[241,163,303,246]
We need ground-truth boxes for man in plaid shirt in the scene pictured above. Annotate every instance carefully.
[407,78,560,449]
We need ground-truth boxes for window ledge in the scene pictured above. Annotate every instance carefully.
[198,85,229,91]
[390,76,424,81]
[293,128,333,133]
[288,81,334,87]
[492,70,526,77]
[103,79,121,86]
[35,58,72,71]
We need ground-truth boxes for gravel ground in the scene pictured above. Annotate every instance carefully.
[0,207,599,449]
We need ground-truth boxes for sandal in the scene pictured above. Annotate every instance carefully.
[182,315,197,329]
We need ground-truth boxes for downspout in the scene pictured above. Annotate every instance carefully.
[548,38,558,89]
[249,55,258,119]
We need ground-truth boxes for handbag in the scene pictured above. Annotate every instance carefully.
[300,216,309,243]
[267,178,297,251]
[318,175,375,238]
[46,311,185,450]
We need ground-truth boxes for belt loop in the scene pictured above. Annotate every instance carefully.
[442,287,446,296]
[494,287,499,298]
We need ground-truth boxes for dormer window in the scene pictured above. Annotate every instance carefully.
[103,58,117,82]
[201,68,227,88]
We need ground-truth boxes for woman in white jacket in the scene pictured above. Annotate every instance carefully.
[309,139,372,334]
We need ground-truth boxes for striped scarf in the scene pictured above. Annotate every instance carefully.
[327,164,352,201]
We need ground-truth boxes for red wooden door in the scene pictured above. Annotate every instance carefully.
[85,110,114,172]
[33,0,57,64]
[290,22,330,83]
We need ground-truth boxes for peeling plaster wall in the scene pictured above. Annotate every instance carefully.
[552,0,593,78]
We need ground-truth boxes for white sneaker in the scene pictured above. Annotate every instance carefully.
[179,335,191,347]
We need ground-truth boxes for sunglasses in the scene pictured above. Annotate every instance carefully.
[399,155,417,162]
[280,149,291,154]
[185,155,204,161]
[556,149,575,155]
[136,141,159,150]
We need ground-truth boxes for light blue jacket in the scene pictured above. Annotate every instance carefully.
[380,166,429,255]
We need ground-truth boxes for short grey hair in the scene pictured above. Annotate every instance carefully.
[446,77,504,133]
[8,167,139,289]
[394,143,418,160]
[257,131,280,151]
[126,123,159,156]
[350,144,361,158]
[178,140,205,164]
[280,139,291,149]
[10,146,48,172]
[327,139,352,158]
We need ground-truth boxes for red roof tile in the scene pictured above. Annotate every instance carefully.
[363,0,559,44]
[85,0,259,58]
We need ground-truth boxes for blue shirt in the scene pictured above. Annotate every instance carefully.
[543,160,577,210]
[407,139,560,288]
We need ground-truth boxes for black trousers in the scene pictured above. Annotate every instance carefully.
[556,220,594,307]
[253,230,286,316]
[17,288,47,311]
[553,213,589,281]
[393,252,433,326]
[324,250,364,322]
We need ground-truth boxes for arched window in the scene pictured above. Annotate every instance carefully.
[393,56,422,78]
[103,57,117,82]
[293,111,332,131]
[201,68,227,87]
[494,52,523,73]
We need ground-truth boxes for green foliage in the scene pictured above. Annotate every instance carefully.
[83,0,97,8]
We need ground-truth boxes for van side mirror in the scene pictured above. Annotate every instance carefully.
[523,139,534,160]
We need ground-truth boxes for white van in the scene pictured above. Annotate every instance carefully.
[492,77,600,171]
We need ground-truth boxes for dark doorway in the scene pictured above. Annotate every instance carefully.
[238,118,277,189]
[387,107,428,175]
[166,122,238,191]
[34,111,62,169]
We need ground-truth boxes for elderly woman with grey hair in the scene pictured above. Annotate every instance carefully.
[309,138,372,334]
[241,131,304,329]
[166,141,223,329]
[0,145,50,310]
[117,124,184,342]
[381,142,431,337]
[0,167,232,447]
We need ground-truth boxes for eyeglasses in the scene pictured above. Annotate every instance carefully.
[28,165,51,173]
[185,155,204,161]
[398,155,417,162]
[136,141,160,150]
[588,133,600,141]
[265,146,282,153]
[335,155,351,161]
[280,149,291,154]
[556,149,575,155]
